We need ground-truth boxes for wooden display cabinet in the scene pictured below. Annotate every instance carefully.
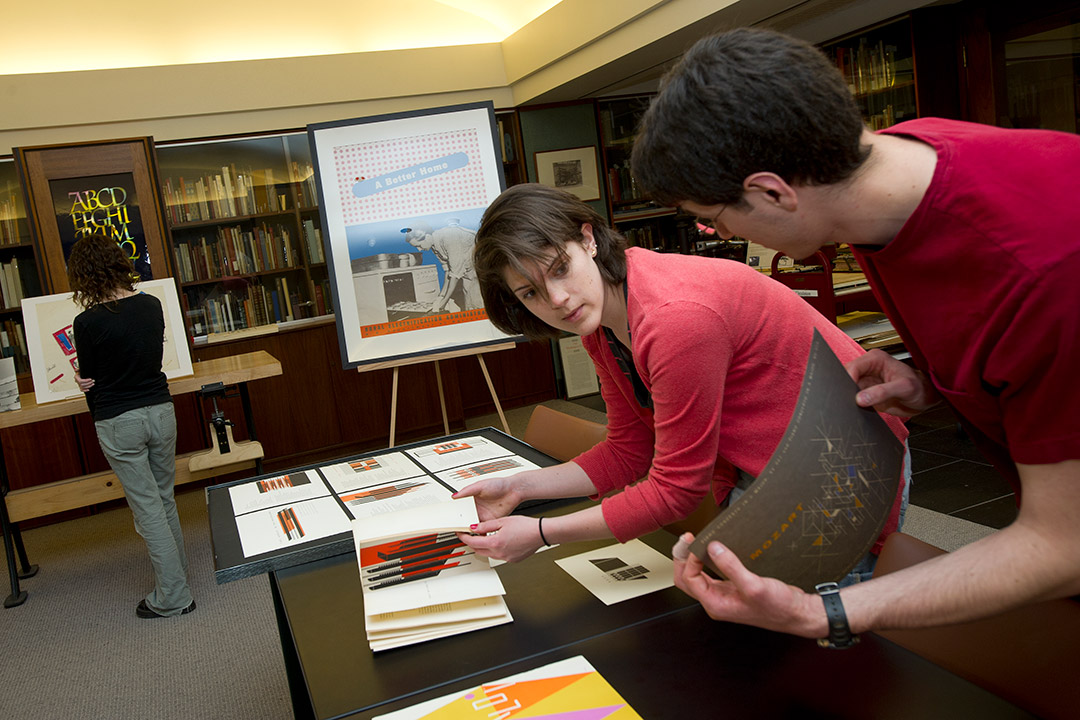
[0,159,44,386]
[156,133,333,342]
[596,95,702,255]
[821,9,963,130]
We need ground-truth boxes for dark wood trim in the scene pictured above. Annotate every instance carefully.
[14,137,173,292]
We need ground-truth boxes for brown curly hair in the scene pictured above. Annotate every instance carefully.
[66,234,138,310]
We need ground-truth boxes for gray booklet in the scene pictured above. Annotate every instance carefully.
[690,329,903,591]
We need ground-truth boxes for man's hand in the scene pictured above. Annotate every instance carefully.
[457,515,544,563]
[672,533,825,639]
[452,476,523,522]
[74,372,95,392]
[845,349,942,418]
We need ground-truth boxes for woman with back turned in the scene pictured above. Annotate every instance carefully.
[69,234,195,618]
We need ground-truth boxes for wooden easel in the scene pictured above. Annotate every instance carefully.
[358,342,515,447]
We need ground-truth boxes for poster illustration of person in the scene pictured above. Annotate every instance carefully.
[310,103,517,367]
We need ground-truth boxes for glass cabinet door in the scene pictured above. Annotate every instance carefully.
[821,16,918,130]
[0,159,42,376]
[156,133,331,341]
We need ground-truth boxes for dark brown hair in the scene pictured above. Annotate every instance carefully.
[66,234,137,310]
[474,184,626,340]
[632,27,870,208]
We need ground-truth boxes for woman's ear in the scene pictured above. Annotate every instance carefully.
[580,223,597,253]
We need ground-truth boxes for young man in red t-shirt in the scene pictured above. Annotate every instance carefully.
[631,27,1080,646]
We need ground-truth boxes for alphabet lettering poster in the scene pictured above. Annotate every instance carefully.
[308,103,520,368]
[48,173,153,281]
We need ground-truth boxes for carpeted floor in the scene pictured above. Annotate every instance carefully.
[1,398,996,719]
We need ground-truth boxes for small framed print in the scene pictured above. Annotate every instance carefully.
[534,146,601,202]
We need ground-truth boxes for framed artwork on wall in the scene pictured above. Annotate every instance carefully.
[21,278,192,404]
[307,101,520,369]
[534,146,601,202]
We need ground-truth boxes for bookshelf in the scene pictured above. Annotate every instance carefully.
[0,159,41,377]
[821,16,918,130]
[156,133,333,341]
[495,110,526,188]
[596,95,744,261]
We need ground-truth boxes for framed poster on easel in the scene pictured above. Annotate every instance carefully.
[307,102,521,370]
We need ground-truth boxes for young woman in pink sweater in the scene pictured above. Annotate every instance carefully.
[456,183,909,585]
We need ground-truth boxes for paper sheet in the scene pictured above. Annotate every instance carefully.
[319,451,426,494]
[405,436,512,473]
[372,655,641,719]
[235,495,352,558]
[228,470,329,514]
[555,539,674,605]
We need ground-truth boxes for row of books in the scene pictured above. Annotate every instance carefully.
[833,39,906,96]
[0,257,27,309]
[161,165,291,225]
[173,223,297,283]
[290,161,320,208]
[1,319,28,374]
[301,219,325,264]
[194,277,301,335]
[1,194,26,246]
[607,163,640,203]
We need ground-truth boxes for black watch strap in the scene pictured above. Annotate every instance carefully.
[815,582,859,649]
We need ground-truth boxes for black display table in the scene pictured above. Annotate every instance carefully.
[208,429,1033,720]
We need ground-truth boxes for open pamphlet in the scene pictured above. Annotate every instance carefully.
[353,497,512,651]
[372,655,641,719]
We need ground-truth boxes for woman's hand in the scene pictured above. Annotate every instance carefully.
[452,475,524,521]
[457,515,545,563]
[845,349,942,418]
[74,373,95,392]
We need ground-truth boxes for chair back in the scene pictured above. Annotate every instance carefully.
[770,250,836,322]
[522,404,607,463]
[873,532,1080,720]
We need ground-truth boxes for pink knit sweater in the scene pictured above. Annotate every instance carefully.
[575,247,908,549]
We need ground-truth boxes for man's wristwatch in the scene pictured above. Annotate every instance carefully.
[815,582,859,649]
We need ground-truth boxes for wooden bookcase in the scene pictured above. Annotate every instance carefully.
[0,159,44,387]
[155,133,333,342]
[495,109,527,188]
[596,95,745,262]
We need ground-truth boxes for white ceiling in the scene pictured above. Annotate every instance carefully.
[1,0,564,75]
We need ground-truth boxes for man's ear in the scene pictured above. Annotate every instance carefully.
[743,172,798,211]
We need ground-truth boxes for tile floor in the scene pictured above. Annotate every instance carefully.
[569,395,1019,530]
[904,404,1018,529]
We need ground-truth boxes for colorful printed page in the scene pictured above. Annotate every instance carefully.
[435,454,541,493]
[320,451,427,494]
[338,476,454,520]
[372,655,641,719]
[235,496,352,558]
[404,436,512,473]
[555,540,674,606]
[353,498,506,616]
[228,470,330,514]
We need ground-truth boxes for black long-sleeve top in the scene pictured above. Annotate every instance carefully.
[72,292,172,421]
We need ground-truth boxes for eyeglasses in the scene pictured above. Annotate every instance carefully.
[694,205,728,235]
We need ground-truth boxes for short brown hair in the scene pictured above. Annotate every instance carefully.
[67,234,137,309]
[475,184,626,340]
[632,27,870,208]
